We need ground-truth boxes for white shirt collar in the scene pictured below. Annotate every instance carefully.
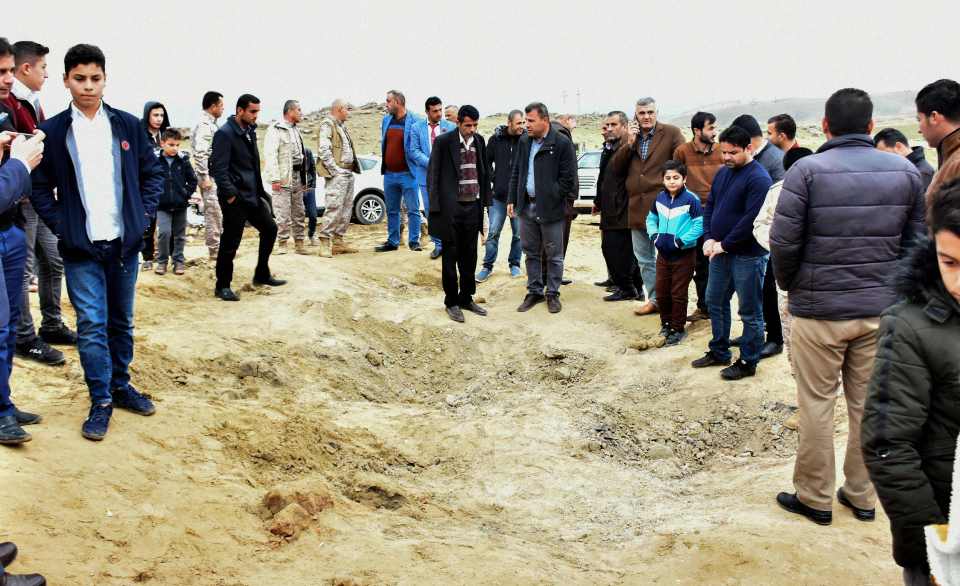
[11,77,36,103]
[459,132,474,149]
[71,100,106,122]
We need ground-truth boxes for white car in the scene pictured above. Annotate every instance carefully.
[349,155,386,224]
[575,150,601,213]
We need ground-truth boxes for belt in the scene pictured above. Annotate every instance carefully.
[293,164,303,171]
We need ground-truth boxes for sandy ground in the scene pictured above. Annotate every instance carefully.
[0,218,901,585]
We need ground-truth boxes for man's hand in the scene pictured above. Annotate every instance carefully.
[271,181,281,193]
[9,131,46,171]
[227,195,237,204]
[702,239,716,257]
[627,121,640,147]
[0,131,13,150]
[507,203,515,219]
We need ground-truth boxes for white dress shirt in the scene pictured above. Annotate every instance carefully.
[10,77,41,117]
[71,102,122,241]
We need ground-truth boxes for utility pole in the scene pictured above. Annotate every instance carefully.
[576,89,581,115]
[560,90,568,109]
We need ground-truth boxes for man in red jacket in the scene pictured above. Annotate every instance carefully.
[4,41,76,370]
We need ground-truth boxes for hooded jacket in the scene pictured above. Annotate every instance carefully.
[863,236,960,570]
[157,150,199,211]
[487,124,524,201]
[141,101,171,148]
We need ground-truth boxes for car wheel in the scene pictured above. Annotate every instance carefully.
[353,191,385,224]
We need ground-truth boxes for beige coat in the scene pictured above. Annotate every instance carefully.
[262,120,303,187]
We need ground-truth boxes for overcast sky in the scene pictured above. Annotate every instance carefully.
[6,0,957,127]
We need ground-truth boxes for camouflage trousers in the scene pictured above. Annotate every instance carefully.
[273,175,306,242]
[201,180,222,256]
[779,287,795,377]
[318,173,356,239]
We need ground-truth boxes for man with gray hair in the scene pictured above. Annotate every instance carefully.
[624,97,685,316]
[315,99,361,257]
[263,99,308,254]
[376,89,423,252]
[444,105,458,125]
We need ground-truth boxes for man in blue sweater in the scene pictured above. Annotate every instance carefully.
[691,125,772,380]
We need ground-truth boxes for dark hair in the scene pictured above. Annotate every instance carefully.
[783,147,813,172]
[507,109,523,122]
[387,89,406,106]
[928,178,960,236]
[0,38,11,59]
[236,94,260,111]
[202,91,223,110]
[161,128,182,142]
[663,160,688,177]
[425,96,442,110]
[824,88,873,136]
[874,127,910,149]
[64,44,105,74]
[718,126,752,149]
[691,111,716,133]
[767,113,797,140]
[282,100,300,114]
[458,105,480,123]
[916,79,960,123]
[731,114,762,138]
[525,102,549,120]
[12,41,49,67]
[607,110,628,126]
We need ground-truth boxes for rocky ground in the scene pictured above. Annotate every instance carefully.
[0,220,901,585]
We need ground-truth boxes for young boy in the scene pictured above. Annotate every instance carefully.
[30,44,163,441]
[155,128,198,275]
[646,160,703,345]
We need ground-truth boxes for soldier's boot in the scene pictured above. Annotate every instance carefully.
[275,240,288,255]
[333,235,357,254]
[295,239,309,255]
[318,237,333,258]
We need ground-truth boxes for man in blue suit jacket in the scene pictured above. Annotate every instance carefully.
[375,90,423,252]
[409,96,455,258]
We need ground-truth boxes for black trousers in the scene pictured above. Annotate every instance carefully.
[441,201,480,307]
[215,197,277,290]
[763,257,783,345]
[692,235,709,311]
[141,216,157,261]
[601,229,638,296]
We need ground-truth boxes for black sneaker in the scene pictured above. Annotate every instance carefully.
[16,338,65,366]
[659,325,672,337]
[666,330,688,346]
[408,242,423,252]
[594,278,613,287]
[546,295,562,313]
[112,385,156,416]
[837,488,875,522]
[82,403,113,441]
[720,359,757,380]
[14,408,42,425]
[40,323,78,346]
[691,352,731,369]
[776,492,832,526]
[375,242,398,252]
[604,289,638,302]
[760,342,784,359]
[0,415,31,445]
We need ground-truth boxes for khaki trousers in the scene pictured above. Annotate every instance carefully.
[200,180,222,256]
[791,316,879,511]
[272,174,306,242]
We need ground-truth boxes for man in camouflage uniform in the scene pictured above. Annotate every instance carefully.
[263,99,308,255]
[316,99,361,258]
[192,91,224,260]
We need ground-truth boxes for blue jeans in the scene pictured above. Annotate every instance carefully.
[706,253,768,365]
[483,198,521,270]
[303,189,318,239]
[0,226,27,418]
[419,183,441,250]
[63,241,139,406]
[384,172,420,246]
[631,228,657,301]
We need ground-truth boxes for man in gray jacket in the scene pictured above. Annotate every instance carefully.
[770,88,925,526]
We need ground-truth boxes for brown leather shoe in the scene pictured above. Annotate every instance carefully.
[686,308,710,322]
[517,294,545,312]
[173,262,185,275]
[634,300,658,316]
[154,263,167,275]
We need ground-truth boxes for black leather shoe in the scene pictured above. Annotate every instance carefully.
[430,247,442,259]
[691,352,732,369]
[0,416,31,445]
[253,276,287,287]
[604,289,638,302]
[463,301,488,316]
[408,242,423,252]
[0,573,47,586]
[39,323,78,346]
[721,359,757,380]
[730,336,743,347]
[375,242,398,252]
[837,488,875,522]
[561,279,573,286]
[547,295,562,313]
[517,294,545,312]
[760,342,784,359]
[594,278,613,287]
[14,409,41,426]
[0,541,17,567]
[777,492,832,525]
[214,288,240,301]
[446,306,465,323]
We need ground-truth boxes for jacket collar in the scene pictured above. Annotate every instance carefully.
[816,134,875,154]
[227,115,256,137]
[199,110,218,126]
[11,77,36,103]
[907,146,928,166]
[939,127,960,166]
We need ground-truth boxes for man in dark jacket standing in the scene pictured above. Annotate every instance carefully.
[594,111,638,301]
[476,110,524,281]
[508,103,576,314]
[770,88,925,526]
[874,127,935,191]
[427,105,491,323]
[917,79,960,199]
[210,94,285,301]
[31,44,164,441]
[139,100,170,271]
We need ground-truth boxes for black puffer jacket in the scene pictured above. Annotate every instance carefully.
[863,236,960,570]
[157,151,199,211]
[487,124,523,202]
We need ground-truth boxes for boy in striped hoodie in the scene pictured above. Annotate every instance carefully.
[646,161,704,345]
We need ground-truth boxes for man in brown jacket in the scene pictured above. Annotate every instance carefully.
[625,97,685,315]
[673,111,722,320]
[917,79,960,198]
